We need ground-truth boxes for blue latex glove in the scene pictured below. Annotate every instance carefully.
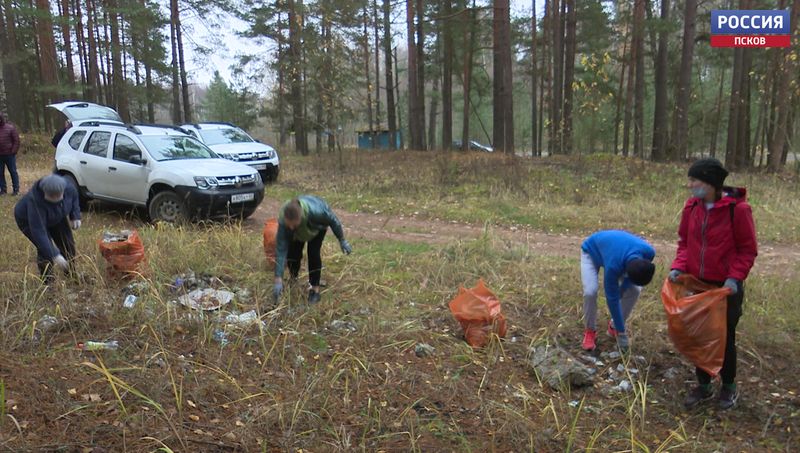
[668,269,683,282]
[272,282,283,301]
[340,239,352,255]
[723,278,739,295]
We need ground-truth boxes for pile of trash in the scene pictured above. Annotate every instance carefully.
[98,229,146,278]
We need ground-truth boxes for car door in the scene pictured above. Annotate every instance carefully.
[102,133,150,204]
[78,130,113,195]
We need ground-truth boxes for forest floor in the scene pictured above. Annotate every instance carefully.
[1,142,798,451]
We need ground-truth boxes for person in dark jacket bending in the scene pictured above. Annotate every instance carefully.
[670,158,757,410]
[14,174,82,281]
[272,195,352,305]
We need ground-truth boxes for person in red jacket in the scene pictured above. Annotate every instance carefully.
[0,113,21,195]
[670,158,757,410]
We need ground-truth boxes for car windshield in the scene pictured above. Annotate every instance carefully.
[199,128,254,146]
[139,136,219,161]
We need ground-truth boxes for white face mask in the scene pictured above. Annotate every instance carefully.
[691,186,707,199]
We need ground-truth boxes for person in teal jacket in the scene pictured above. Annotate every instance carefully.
[273,195,352,304]
[580,230,656,351]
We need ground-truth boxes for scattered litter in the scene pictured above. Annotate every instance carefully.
[177,288,234,311]
[123,294,137,308]
[294,355,306,366]
[102,230,132,242]
[78,340,119,351]
[529,345,594,390]
[330,319,357,333]
[37,315,59,333]
[608,351,621,360]
[212,330,229,346]
[448,279,507,348]
[415,343,435,358]
[124,281,150,295]
[568,400,580,408]
[617,380,632,392]
[224,310,262,327]
[617,364,626,373]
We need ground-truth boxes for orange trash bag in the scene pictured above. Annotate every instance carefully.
[661,275,731,377]
[98,230,146,279]
[262,218,279,265]
[448,279,508,348]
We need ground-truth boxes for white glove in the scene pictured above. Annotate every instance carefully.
[71,219,81,230]
[53,254,69,270]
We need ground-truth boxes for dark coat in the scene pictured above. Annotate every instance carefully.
[0,122,20,155]
[14,178,82,260]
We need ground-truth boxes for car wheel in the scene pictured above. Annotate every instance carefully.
[63,173,89,210]
[148,191,188,223]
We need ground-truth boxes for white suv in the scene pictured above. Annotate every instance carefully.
[180,123,280,182]
[52,112,265,222]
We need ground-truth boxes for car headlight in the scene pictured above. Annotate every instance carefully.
[194,176,219,189]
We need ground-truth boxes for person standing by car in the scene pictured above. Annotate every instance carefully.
[0,113,21,195]
[579,230,656,352]
[51,120,72,148]
[670,158,757,410]
[14,174,82,282]
[272,195,352,305]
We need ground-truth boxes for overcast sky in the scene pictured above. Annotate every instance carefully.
[182,1,540,88]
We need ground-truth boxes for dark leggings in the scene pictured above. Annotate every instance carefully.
[697,280,744,386]
[20,219,76,280]
[286,230,326,287]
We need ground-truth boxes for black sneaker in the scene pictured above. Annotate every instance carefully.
[718,385,738,410]
[683,385,714,409]
[308,290,321,305]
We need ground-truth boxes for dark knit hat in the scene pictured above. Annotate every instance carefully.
[625,258,655,286]
[688,158,728,189]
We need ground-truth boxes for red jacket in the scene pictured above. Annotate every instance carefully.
[671,187,758,282]
[0,122,20,155]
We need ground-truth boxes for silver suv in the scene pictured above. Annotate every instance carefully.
[50,104,264,222]
[181,123,280,182]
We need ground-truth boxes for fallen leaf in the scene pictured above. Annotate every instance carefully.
[187,400,197,408]
[189,415,200,421]
[235,420,245,427]
[68,388,77,396]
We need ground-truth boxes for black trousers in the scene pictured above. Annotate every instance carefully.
[697,280,744,386]
[287,230,326,287]
[20,219,76,280]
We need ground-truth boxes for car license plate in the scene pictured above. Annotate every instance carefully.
[252,164,267,170]
[231,193,255,203]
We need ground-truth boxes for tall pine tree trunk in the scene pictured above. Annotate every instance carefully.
[59,0,75,85]
[36,0,60,128]
[362,5,374,147]
[530,0,537,156]
[633,0,645,157]
[550,0,562,154]
[172,0,191,123]
[383,0,397,148]
[562,0,576,154]
[415,0,426,150]
[461,5,476,152]
[671,0,697,161]
[622,21,634,158]
[169,0,181,123]
[373,0,381,129]
[289,0,308,154]
[406,0,419,149]
[441,0,452,150]
[108,0,130,122]
[651,0,669,161]
[767,0,800,171]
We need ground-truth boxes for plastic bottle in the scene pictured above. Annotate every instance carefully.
[78,340,119,351]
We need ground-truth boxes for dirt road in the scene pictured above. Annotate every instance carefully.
[248,196,797,278]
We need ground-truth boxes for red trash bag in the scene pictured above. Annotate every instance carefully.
[262,218,279,265]
[98,230,146,279]
[448,279,508,348]
[661,275,731,377]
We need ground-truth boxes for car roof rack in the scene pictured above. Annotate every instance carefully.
[77,121,141,134]
[134,123,190,134]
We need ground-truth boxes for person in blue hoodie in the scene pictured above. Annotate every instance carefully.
[580,230,656,351]
[14,174,82,281]
[272,195,352,305]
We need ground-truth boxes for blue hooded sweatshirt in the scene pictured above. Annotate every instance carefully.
[14,177,81,260]
[581,230,655,333]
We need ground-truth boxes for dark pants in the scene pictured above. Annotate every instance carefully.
[697,280,744,386]
[287,230,326,287]
[0,154,19,193]
[20,219,76,281]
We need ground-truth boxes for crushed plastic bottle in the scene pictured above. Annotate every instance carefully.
[212,329,229,346]
[123,294,137,308]
[78,340,119,351]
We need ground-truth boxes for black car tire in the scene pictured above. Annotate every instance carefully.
[148,191,188,223]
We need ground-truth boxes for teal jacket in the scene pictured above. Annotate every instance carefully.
[275,195,345,277]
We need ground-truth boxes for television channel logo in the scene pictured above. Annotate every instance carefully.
[711,10,791,48]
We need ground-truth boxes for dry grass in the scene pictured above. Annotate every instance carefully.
[0,140,797,450]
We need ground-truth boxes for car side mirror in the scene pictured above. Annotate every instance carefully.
[129,154,147,165]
